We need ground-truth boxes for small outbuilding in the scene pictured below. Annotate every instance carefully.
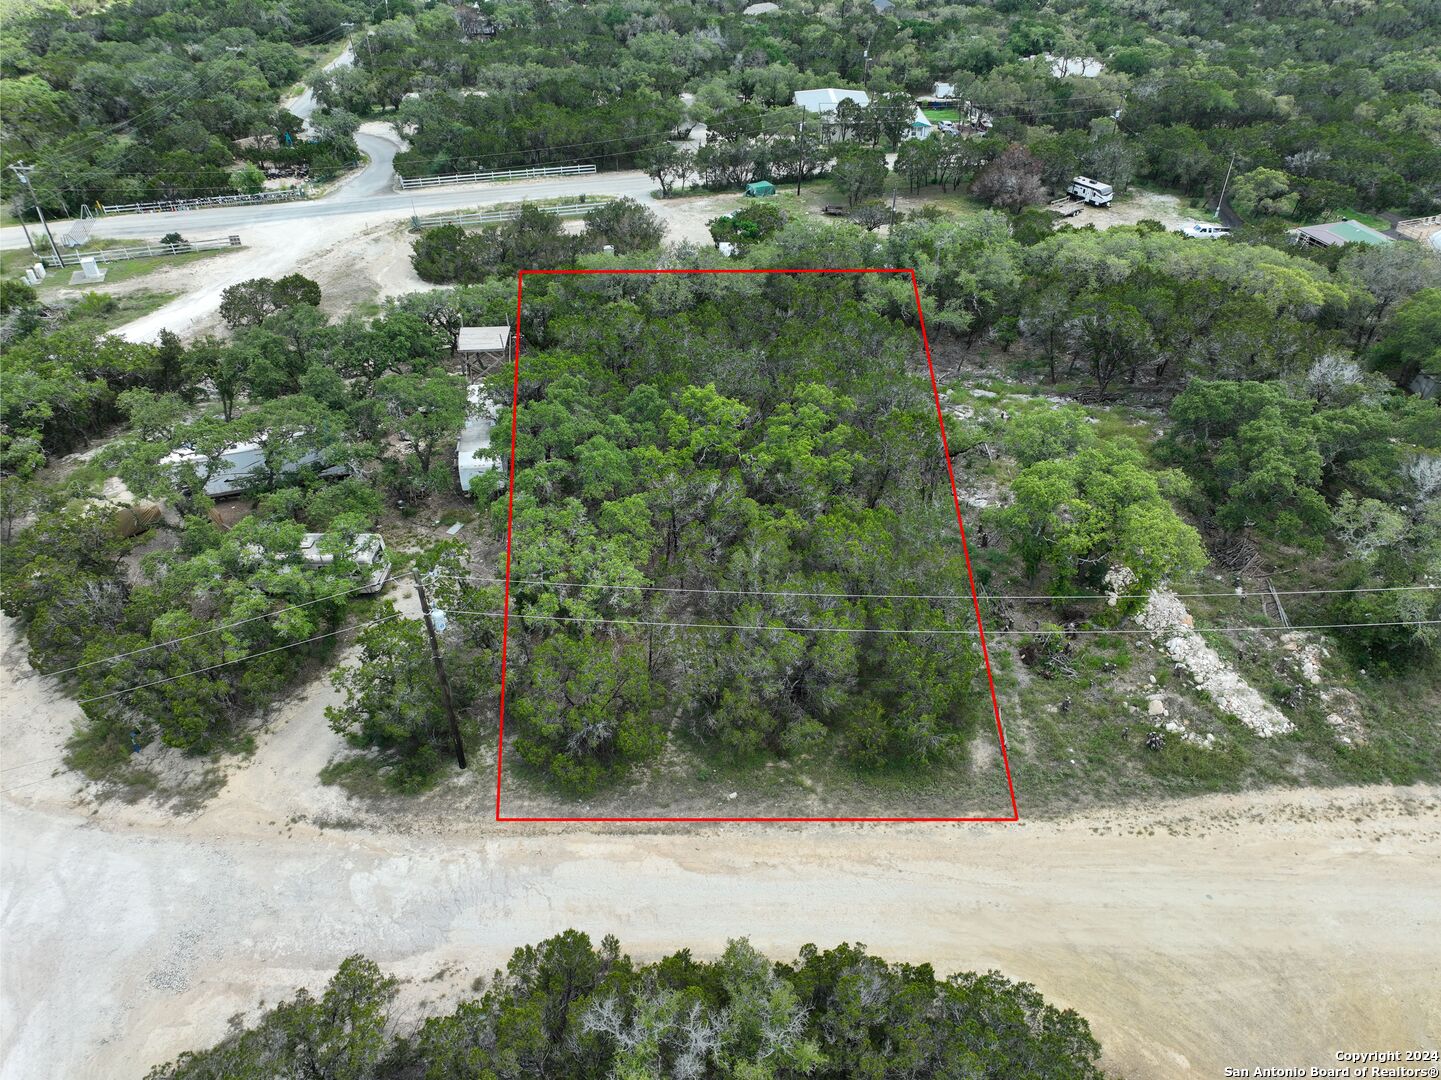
[742,1,779,13]
[745,180,776,197]
[455,324,511,378]
[1288,219,1394,249]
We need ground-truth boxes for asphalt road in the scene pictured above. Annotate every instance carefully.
[0,164,654,249]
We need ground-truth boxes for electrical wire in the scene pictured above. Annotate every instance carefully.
[445,607,1441,637]
[38,574,1436,682]
[435,573,1441,604]
[41,571,409,678]
[75,613,401,705]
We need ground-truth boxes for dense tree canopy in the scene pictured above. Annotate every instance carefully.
[145,933,1106,1080]
[0,0,367,215]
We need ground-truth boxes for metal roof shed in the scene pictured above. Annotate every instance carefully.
[1288,220,1394,248]
[456,325,510,353]
[455,325,511,378]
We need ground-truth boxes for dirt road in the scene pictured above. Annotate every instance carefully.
[2,618,1438,1080]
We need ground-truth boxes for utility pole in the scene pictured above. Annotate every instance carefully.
[1215,151,1236,221]
[415,572,467,770]
[9,163,62,265]
[11,200,37,257]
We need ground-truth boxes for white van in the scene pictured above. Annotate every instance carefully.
[1066,176,1113,206]
[1180,221,1231,239]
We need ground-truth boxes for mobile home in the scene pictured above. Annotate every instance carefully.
[457,385,503,493]
[298,532,390,594]
[161,439,346,499]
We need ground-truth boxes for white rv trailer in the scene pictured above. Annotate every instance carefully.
[457,385,503,493]
[1066,176,1114,206]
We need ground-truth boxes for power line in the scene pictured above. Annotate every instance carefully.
[0,753,66,774]
[44,575,1436,684]
[439,573,1441,603]
[42,572,405,678]
[76,614,400,705]
[448,607,1441,638]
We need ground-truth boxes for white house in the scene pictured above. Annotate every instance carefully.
[793,88,934,138]
[793,87,870,113]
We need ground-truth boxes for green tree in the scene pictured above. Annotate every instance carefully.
[996,441,1206,598]
[639,142,694,197]
[326,610,469,784]
[228,162,265,194]
[1165,380,1332,541]
[1230,167,1298,218]
[830,143,887,208]
[510,633,664,793]
[1370,288,1441,387]
[582,197,665,253]
[375,371,467,482]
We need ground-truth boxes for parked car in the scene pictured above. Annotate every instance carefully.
[1180,221,1231,239]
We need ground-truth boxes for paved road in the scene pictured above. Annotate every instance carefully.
[0,167,653,249]
[283,45,354,130]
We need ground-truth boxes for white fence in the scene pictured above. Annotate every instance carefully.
[40,235,243,268]
[412,199,612,230]
[100,188,309,215]
[397,164,596,190]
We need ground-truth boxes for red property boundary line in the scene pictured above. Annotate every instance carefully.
[496,267,1019,823]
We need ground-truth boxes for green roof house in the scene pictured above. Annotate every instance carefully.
[1288,219,1393,248]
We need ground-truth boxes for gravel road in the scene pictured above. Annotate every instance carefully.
[1,617,1438,1080]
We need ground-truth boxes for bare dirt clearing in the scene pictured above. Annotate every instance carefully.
[2,612,1438,1080]
[1067,188,1198,231]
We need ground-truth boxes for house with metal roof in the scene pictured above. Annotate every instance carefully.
[1288,219,1394,248]
[793,88,870,113]
[160,440,346,499]
[793,88,934,138]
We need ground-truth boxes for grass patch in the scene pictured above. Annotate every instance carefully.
[28,247,236,290]
[921,107,963,122]
[1331,208,1390,231]
[59,290,180,333]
